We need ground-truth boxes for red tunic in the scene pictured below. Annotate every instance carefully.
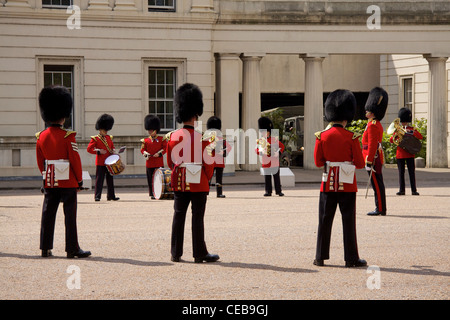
[206,137,232,169]
[362,120,384,165]
[389,125,423,159]
[255,136,285,168]
[166,126,214,192]
[36,126,83,189]
[87,134,115,166]
[314,125,365,192]
[140,136,167,168]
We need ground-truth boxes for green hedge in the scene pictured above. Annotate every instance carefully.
[347,118,427,164]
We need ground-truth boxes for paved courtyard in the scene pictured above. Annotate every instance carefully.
[0,168,449,301]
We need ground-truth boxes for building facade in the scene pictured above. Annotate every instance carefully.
[0,0,449,177]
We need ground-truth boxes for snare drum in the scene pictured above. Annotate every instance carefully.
[105,154,125,176]
[152,168,174,200]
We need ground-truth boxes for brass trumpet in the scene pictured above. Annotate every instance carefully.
[387,118,406,145]
[257,137,271,156]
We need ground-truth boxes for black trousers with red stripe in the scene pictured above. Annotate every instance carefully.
[368,169,387,214]
[316,192,360,262]
[171,192,209,259]
[40,188,80,253]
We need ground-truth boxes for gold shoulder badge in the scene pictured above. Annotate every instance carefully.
[163,130,175,142]
[90,135,98,141]
[344,128,361,140]
[315,126,332,140]
[371,120,377,125]
[63,130,77,139]
[109,135,113,140]
[140,138,145,143]
[35,130,44,140]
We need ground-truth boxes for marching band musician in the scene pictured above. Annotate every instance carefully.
[313,89,366,268]
[256,117,285,197]
[389,108,423,196]
[87,114,120,202]
[362,87,388,216]
[36,86,91,258]
[166,83,219,263]
[205,116,232,198]
[141,114,167,199]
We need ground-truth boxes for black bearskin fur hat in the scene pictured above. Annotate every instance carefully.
[144,114,161,132]
[174,83,204,124]
[38,86,72,124]
[207,116,222,130]
[365,87,388,121]
[95,114,114,131]
[398,107,412,123]
[258,117,274,131]
[324,89,356,123]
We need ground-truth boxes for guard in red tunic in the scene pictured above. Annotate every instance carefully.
[141,114,167,199]
[166,83,219,263]
[362,87,388,216]
[256,117,285,197]
[87,114,119,202]
[205,116,232,198]
[313,89,366,268]
[389,107,423,196]
[36,86,91,258]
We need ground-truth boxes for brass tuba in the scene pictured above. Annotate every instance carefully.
[387,118,406,145]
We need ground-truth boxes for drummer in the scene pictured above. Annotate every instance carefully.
[140,114,167,199]
[87,114,120,202]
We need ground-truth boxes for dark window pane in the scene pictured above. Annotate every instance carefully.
[149,85,156,99]
[157,101,165,113]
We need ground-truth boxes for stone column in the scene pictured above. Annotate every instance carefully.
[301,55,327,170]
[241,53,264,171]
[191,0,214,12]
[114,0,138,11]
[87,0,112,10]
[424,55,449,168]
[215,53,240,173]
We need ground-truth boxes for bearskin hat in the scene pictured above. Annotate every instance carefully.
[174,83,204,124]
[324,89,356,123]
[95,114,114,131]
[398,107,412,123]
[365,87,388,121]
[258,117,274,131]
[144,114,161,132]
[38,86,72,124]
[207,116,222,130]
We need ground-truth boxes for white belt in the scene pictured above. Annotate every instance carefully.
[326,161,352,168]
[179,162,202,167]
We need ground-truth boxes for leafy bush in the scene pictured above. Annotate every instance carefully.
[348,118,427,165]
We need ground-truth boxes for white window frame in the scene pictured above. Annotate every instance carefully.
[399,75,415,117]
[142,58,186,134]
[42,0,73,9]
[36,56,85,138]
[147,0,176,12]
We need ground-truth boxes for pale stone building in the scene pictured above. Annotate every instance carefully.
[0,0,449,178]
